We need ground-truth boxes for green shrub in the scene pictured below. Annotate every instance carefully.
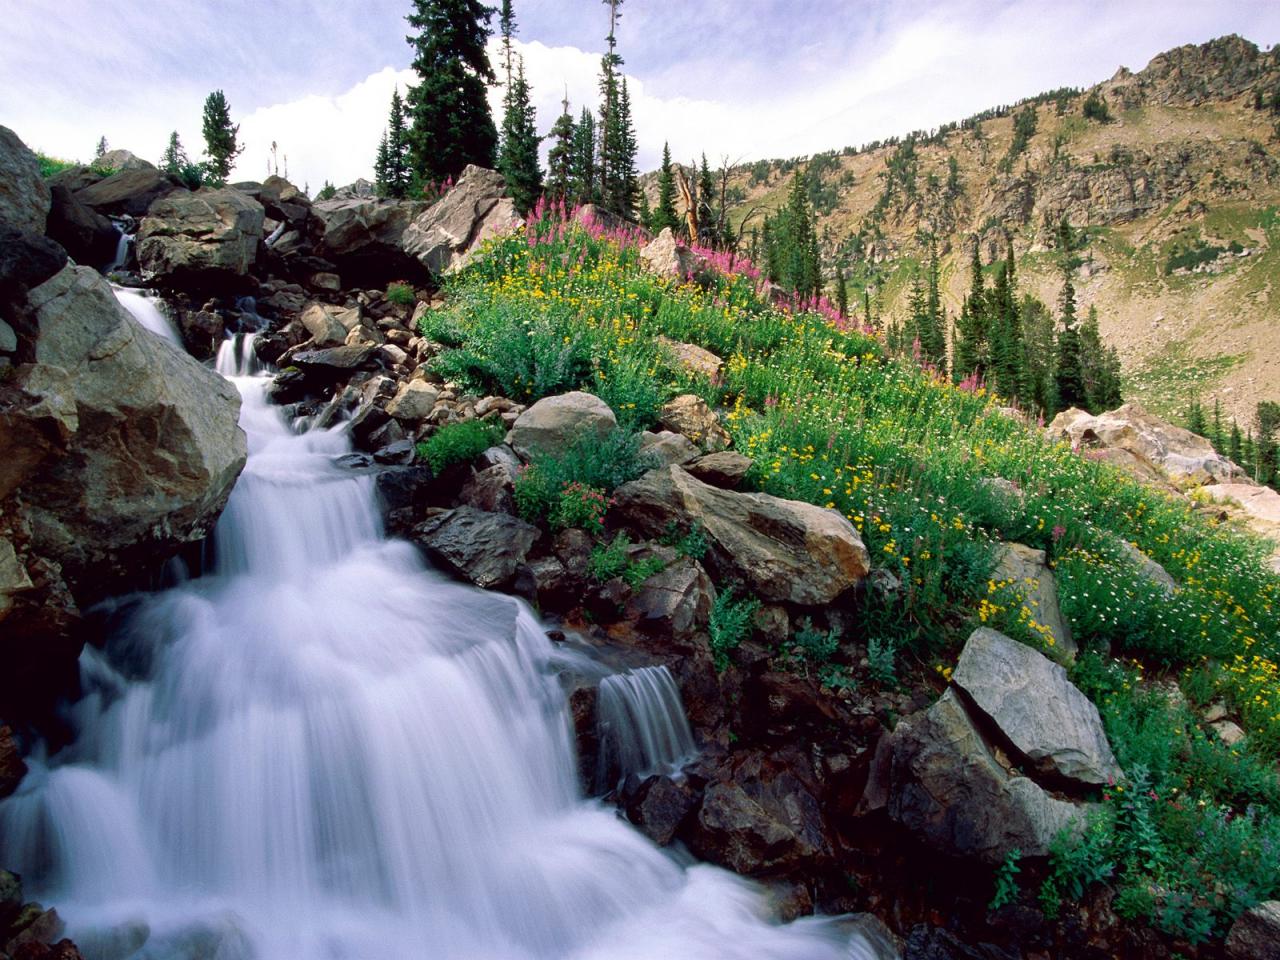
[36,152,78,178]
[550,481,610,534]
[513,428,654,524]
[708,588,760,671]
[416,419,503,474]
[788,617,841,665]
[386,281,416,307]
[661,521,709,561]
[588,533,664,586]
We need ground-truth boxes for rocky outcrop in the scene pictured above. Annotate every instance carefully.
[312,195,428,285]
[1200,483,1280,572]
[658,394,731,452]
[401,166,522,274]
[508,391,617,461]
[1225,900,1280,960]
[45,185,119,269]
[656,336,723,381]
[136,188,265,286]
[1047,403,1243,488]
[1,260,246,719]
[74,168,181,218]
[96,149,154,172]
[0,126,50,234]
[612,464,870,605]
[686,451,752,489]
[411,506,538,589]
[992,542,1075,661]
[952,628,1122,788]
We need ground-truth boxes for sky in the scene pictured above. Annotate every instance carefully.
[2,0,1278,194]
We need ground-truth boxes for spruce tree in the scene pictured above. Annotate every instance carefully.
[570,107,597,204]
[201,90,242,184]
[918,238,947,368]
[1187,398,1207,436]
[1055,269,1086,410]
[953,240,989,383]
[835,265,848,317]
[159,131,189,175]
[385,88,412,198]
[697,153,717,247]
[614,78,639,218]
[1019,295,1058,416]
[95,136,109,159]
[765,172,821,300]
[1210,398,1225,452]
[546,92,576,202]
[405,0,498,184]
[1078,305,1121,411]
[374,130,392,195]
[596,1,625,209]
[498,55,543,215]
[1228,420,1244,465]
[654,142,678,233]
[906,270,927,354]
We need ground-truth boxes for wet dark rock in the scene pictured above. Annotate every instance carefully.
[0,725,26,798]
[45,185,118,269]
[622,774,698,845]
[412,506,538,589]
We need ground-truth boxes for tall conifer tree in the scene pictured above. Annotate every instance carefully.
[654,142,678,233]
[499,55,543,215]
[546,90,576,201]
[570,107,597,204]
[405,0,498,184]
[201,90,242,184]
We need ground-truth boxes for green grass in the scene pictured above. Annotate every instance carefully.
[1125,341,1247,420]
[433,210,1280,944]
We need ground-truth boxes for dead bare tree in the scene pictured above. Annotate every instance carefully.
[674,164,697,242]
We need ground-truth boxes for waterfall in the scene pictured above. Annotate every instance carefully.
[113,286,183,348]
[104,226,131,273]
[597,666,697,790]
[0,302,890,960]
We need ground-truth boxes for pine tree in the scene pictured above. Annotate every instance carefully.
[596,0,625,210]
[498,0,516,87]
[905,270,927,355]
[953,239,989,383]
[835,265,848,317]
[404,0,498,184]
[1257,401,1280,487]
[614,78,639,218]
[1228,420,1244,464]
[638,190,652,230]
[201,90,242,184]
[498,55,543,215]
[697,153,717,246]
[386,88,412,198]
[1210,398,1225,452]
[374,130,392,196]
[546,91,576,201]
[918,238,947,368]
[159,131,189,174]
[1078,305,1122,411]
[1019,295,1058,416]
[570,107,597,204]
[1187,398,1207,437]
[654,142,678,234]
[95,136,108,159]
[1055,269,1086,410]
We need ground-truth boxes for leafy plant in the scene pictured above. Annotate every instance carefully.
[788,617,841,665]
[416,419,503,474]
[708,587,760,671]
[661,521,709,562]
[551,481,610,534]
[588,533,664,586]
[989,848,1022,911]
[513,428,654,524]
[386,281,416,307]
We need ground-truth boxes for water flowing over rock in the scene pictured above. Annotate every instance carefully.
[401,166,522,274]
[136,188,265,286]
[0,332,878,960]
[951,628,1122,788]
[613,464,870,605]
[0,126,51,234]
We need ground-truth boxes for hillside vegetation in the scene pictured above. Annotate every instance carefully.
[427,207,1280,946]
[706,35,1280,427]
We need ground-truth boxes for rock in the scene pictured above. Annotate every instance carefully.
[97,148,154,172]
[292,344,378,374]
[309,271,341,292]
[656,336,723,381]
[1211,719,1247,746]
[689,758,830,875]
[686,451,752,489]
[0,126,51,233]
[136,188,265,285]
[626,557,716,638]
[1114,538,1177,594]
[658,395,731,452]
[1047,403,1243,488]
[45,185,119,268]
[385,379,439,422]
[0,537,34,621]
[312,195,428,285]
[622,774,697,846]
[402,167,522,274]
[0,230,69,307]
[639,227,705,278]
[508,391,617,460]
[458,465,515,514]
[299,301,356,346]
[992,543,1075,661]
[887,690,1083,863]
[639,430,700,467]
[74,168,180,218]
[1200,483,1280,566]
[412,506,538,589]
[1225,900,1280,960]
[902,925,1018,960]
[0,725,26,798]
[952,628,1122,788]
[258,175,311,227]
[0,319,16,353]
[8,264,245,595]
[612,465,870,605]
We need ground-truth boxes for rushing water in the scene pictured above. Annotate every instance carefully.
[0,322,888,960]
[113,285,184,348]
[596,666,697,790]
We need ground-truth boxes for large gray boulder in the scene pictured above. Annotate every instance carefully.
[952,628,1122,788]
[75,167,181,218]
[97,149,155,172]
[401,166,522,274]
[8,264,247,592]
[1226,900,1280,960]
[312,195,428,280]
[992,542,1075,662]
[508,391,617,460]
[639,228,705,279]
[136,188,264,284]
[612,464,870,606]
[0,126,50,233]
[887,690,1082,863]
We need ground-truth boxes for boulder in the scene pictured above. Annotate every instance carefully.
[300,302,360,347]
[45,185,119,269]
[1200,483,1280,571]
[992,543,1075,662]
[1047,403,1243,487]
[75,168,181,218]
[1225,900,1280,960]
[638,430,700,467]
[640,228,705,278]
[258,175,311,227]
[97,149,154,172]
[887,690,1082,863]
[1114,538,1177,594]
[658,394,731,452]
[612,465,870,606]
[687,451,753,489]
[0,126,51,233]
[627,557,716,638]
[8,264,246,592]
[136,188,265,285]
[622,774,698,846]
[412,506,538,589]
[508,391,617,460]
[312,195,428,284]
[0,725,26,798]
[0,229,68,305]
[401,166,522,274]
[656,336,723,381]
[385,379,439,422]
[952,628,1122,788]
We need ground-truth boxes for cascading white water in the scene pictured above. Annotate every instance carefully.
[597,666,697,789]
[104,226,131,273]
[0,322,889,960]
[113,286,184,348]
